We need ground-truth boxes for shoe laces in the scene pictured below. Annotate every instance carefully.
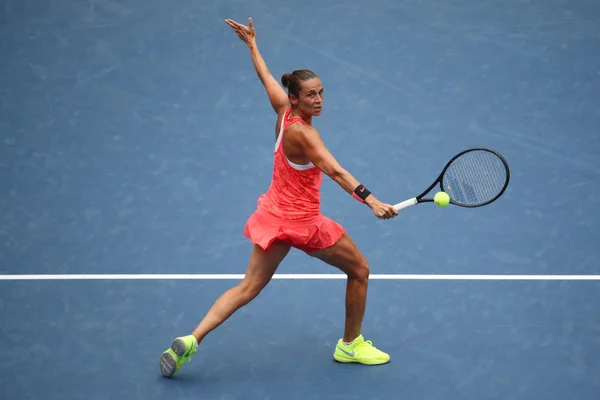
[355,339,375,352]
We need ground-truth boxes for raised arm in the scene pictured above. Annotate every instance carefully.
[225,18,290,114]
[291,124,398,220]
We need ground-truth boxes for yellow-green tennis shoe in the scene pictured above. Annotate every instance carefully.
[333,334,390,365]
[159,335,198,377]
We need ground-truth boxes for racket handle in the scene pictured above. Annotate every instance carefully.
[393,198,418,211]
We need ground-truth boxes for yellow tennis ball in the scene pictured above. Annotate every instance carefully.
[434,191,450,207]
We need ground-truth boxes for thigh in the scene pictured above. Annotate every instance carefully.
[243,242,291,287]
[308,233,367,276]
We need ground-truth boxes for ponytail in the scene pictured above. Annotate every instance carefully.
[280,70,318,97]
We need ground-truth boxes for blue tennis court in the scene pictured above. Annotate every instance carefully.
[1,0,599,399]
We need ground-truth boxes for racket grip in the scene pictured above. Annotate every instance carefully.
[393,198,418,211]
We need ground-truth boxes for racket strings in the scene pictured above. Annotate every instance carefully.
[443,150,508,206]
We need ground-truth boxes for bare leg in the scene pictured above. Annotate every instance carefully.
[191,242,291,344]
[309,233,370,342]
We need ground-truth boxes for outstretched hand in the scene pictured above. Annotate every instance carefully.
[225,18,256,46]
[365,197,399,220]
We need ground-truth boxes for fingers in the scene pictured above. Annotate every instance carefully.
[374,205,399,220]
[225,17,257,44]
[225,18,252,30]
[224,19,244,33]
[224,20,247,42]
[384,211,396,220]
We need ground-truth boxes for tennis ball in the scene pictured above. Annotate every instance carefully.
[434,191,450,207]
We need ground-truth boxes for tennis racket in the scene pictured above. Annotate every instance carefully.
[393,148,510,211]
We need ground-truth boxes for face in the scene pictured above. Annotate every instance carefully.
[292,77,324,116]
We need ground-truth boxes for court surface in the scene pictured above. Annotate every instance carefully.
[1,0,599,399]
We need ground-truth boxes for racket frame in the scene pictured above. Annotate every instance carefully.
[393,147,510,211]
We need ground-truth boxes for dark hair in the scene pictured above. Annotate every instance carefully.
[281,69,318,97]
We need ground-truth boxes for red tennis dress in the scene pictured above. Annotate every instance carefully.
[244,108,346,253]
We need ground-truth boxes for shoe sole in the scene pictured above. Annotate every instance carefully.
[159,352,177,377]
[171,337,189,357]
[333,353,390,365]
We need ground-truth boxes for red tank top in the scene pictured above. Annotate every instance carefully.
[257,108,322,220]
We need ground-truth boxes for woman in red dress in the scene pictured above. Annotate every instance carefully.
[159,17,399,378]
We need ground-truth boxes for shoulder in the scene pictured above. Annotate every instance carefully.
[286,121,323,147]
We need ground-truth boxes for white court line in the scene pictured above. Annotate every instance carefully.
[0,274,599,281]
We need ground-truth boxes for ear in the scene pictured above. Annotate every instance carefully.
[289,93,299,106]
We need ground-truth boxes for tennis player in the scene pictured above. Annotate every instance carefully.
[159,17,398,377]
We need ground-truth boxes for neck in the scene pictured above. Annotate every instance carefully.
[290,107,312,125]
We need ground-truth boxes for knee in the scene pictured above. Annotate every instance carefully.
[349,257,370,282]
[238,278,266,303]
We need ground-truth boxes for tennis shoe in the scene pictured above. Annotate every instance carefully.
[333,334,390,365]
[159,334,197,377]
